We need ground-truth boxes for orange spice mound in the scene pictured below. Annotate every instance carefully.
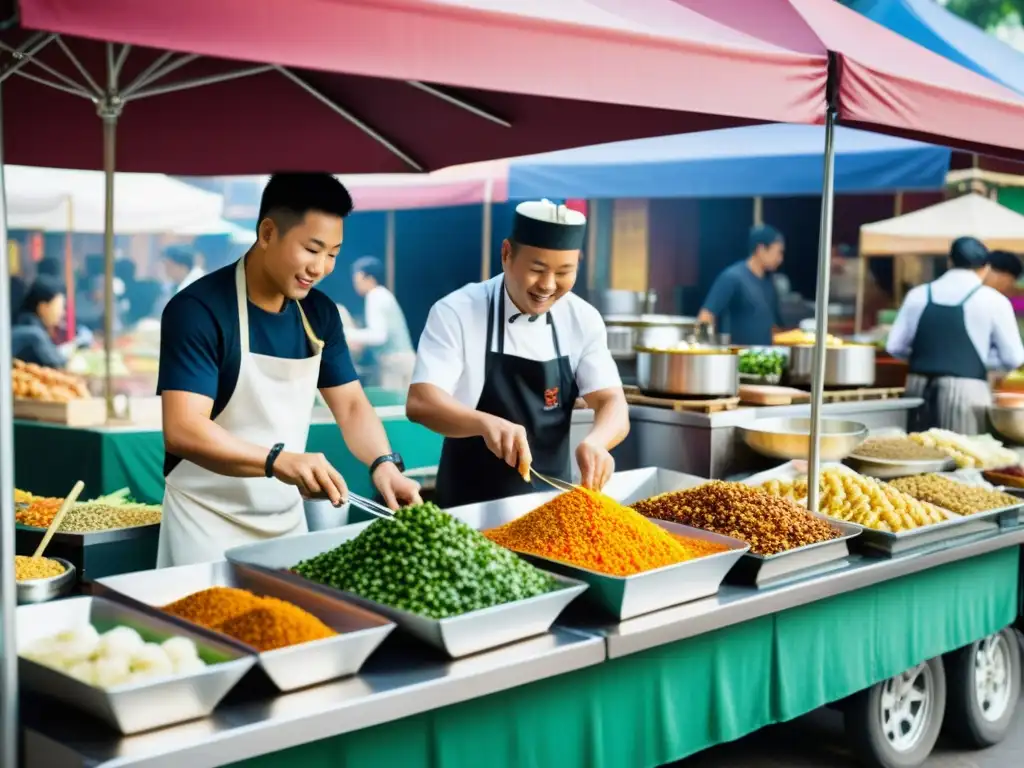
[484,488,704,576]
[669,533,730,559]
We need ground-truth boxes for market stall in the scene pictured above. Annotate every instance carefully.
[10,3,1024,768]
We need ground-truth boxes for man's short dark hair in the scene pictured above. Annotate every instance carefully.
[163,246,196,270]
[257,173,354,235]
[950,236,989,269]
[22,275,63,315]
[352,256,385,285]
[749,224,783,255]
[988,250,1023,279]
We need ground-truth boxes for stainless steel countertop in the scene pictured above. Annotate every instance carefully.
[25,526,1024,768]
[628,397,924,428]
[23,627,604,768]
[569,527,1024,659]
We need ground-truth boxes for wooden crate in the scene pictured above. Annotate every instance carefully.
[13,397,106,427]
[820,387,905,403]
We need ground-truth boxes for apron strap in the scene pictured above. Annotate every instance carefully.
[295,301,325,354]
[234,259,251,356]
[957,283,984,306]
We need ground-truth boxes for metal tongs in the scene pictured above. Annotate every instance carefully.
[528,467,579,494]
[348,492,397,521]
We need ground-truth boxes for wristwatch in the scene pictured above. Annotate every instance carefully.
[369,452,405,479]
[265,443,285,478]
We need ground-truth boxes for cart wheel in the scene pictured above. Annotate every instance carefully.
[942,628,1020,749]
[845,658,946,768]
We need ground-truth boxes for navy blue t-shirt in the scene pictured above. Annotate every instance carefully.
[701,261,781,346]
[157,263,358,475]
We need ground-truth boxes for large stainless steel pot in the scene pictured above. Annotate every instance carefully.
[593,290,657,316]
[785,344,875,388]
[604,315,698,360]
[636,348,739,397]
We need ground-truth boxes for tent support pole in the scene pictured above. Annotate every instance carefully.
[0,83,18,768]
[385,210,396,292]
[807,101,838,516]
[100,44,123,421]
[481,178,494,281]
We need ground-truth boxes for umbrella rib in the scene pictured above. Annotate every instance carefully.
[406,81,511,127]
[13,69,96,100]
[111,44,132,83]
[121,53,199,98]
[274,65,424,172]
[0,33,56,87]
[124,64,273,101]
[54,36,103,97]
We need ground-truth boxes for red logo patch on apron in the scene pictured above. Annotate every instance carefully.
[544,386,560,410]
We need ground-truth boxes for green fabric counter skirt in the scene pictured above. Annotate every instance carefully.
[13,412,442,503]
[230,547,1018,768]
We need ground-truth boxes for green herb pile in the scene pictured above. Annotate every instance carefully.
[293,503,559,619]
[738,349,786,378]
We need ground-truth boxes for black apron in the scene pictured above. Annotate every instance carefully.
[907,283,986,431]
[435,281,579,509]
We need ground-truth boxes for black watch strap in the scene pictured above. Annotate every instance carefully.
[369,452,404,478]
[265,443,285,478]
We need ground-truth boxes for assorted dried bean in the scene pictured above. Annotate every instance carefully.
[632,482,840,556]
[852,437,948,462]
[889,474,1020,516]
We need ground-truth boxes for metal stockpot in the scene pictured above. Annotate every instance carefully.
[636,348,739,397]
[785,344,876,388]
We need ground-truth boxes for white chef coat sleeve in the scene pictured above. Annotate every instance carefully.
[346,288,389,347]
[574,307,622,397]
[885,287,925,360]
[989,294,1024,370]
[411,301,465,394]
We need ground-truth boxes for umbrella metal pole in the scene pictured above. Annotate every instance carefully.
[807,106,838,515]
[384,210,396,292]
[481,177,493,281]
[0,85,19,768]
[101,106,119,420]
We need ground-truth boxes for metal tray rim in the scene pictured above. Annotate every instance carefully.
[846,454,954,469]
[274,568,589,627]
[831,501,1020,541]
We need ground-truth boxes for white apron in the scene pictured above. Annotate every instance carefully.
[905,373,992,436]
[157,259,324,567]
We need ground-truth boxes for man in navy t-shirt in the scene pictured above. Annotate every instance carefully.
[698,224,785,346]
[156,173,421,567]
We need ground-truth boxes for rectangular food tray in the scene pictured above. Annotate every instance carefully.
[598,467,859,588]
[95,561,395,691]
[16,595,254,734]
[446,480,749,619]
[226,527,587,658]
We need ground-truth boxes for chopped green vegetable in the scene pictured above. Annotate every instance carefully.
[738,349,785,377]
[293,503,559,619]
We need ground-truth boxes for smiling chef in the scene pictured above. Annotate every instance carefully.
[406,199,629,508]
[156,173,421,567]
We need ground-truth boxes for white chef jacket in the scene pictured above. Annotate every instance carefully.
[412,276,621,406]
[346,285,412,352]
[886,269,1024,371]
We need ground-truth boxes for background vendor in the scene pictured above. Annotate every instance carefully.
[984,250,1023,298]
[407,199,628,508]
[887,236,1024,434]
[157,173,420,567]
[697,224,785,345]
[345,256,416,392]
[12,275,70,368]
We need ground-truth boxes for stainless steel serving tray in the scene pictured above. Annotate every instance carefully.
[226,528,587,658]
[996,488,1024,528]
[844,454,955,479]
[447,489,747,620]
[16,595,254,734]
[95,561,394,692]
[599,467,859,588]
[840,506,1003,556]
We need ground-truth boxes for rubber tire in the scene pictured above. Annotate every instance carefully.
[845,657,947,768]
[942,628,1021,749]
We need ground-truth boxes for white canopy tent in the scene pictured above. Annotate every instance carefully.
[859,193,1024,255]
[4,166,235,235]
